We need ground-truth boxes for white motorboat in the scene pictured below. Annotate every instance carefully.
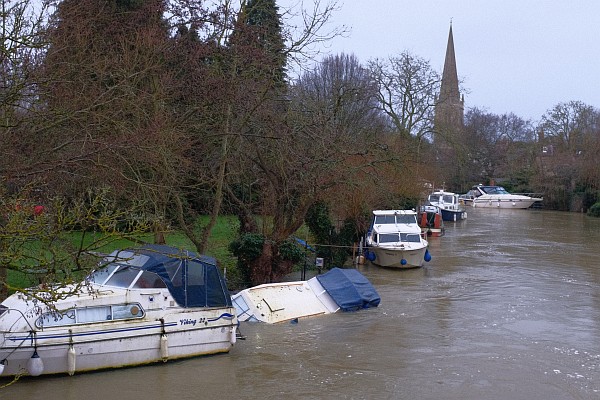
[0,244,238,377]
[364,210,431,269]
[460,184,543,209]
[232,268,380,324]
[427,190,467,221]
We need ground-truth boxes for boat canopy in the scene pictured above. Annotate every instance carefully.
[92,244,232,308]
[316,268,381,311]
[477,185,511,195]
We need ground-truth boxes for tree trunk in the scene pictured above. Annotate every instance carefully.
[0,268,7,301]
[250,241,273,285]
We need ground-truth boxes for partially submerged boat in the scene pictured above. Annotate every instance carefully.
[0,244,238,377]
[232,268,380,324]
[460,184,543,209]
[427,190,467,221]
[418,205,445,237]
[364,210,431,269]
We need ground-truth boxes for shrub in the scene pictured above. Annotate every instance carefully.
[587,202,600,217]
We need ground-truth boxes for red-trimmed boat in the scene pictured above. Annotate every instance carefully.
[418,205,445,237]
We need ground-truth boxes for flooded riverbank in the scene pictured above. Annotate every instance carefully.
[3,208,600,399]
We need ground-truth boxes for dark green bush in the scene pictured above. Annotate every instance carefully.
[587,202,600,217]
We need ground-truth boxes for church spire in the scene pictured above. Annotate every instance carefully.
[435,23,464,136]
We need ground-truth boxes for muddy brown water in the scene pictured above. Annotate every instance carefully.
[2,208,600,399]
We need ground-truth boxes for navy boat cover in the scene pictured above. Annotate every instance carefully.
[108,244,232,308]
[316,268,380,311]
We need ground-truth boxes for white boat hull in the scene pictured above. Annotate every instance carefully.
[461,185,543,209]
[370,245,428,269]
[366,209,431,269]
[233,278,339,324]
[0,308,237,376]
[0,244,240,377]
[472,197,541,209]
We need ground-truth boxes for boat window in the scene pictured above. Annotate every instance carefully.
[111,304,144,320]
[481,186,509,195]
[132,271,167,289]
[35,303,145,328]
[374,215,396,224]
[104,266,140,288]
[35,309,76,328]
[429,194,440,202]
[164,259,184,287]
[77,306,111,323]
[396,214,417,224]
[187,260,205,286]
[87,263,119,285]
[378,233,399,243]
[443,195,455,203]
[105,250,151,267]
[401,233,422,243]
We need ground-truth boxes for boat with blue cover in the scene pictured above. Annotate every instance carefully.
[0,244,238,377]
[232,267,380,323]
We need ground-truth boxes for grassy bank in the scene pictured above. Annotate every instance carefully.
[6,215,313,292]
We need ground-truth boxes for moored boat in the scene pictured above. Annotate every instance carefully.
[364,210,431,269]
[418,205,445,237]
[232,268,380,324]
[460,184,543,209]
[427,190,467,221]
[0,244,238,377]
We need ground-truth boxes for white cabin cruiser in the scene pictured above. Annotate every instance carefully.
[427,190,467,221]
[0,244,238,377]
[364,210,431,269]
[460,185,543,209]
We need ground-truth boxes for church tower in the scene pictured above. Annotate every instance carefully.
[434,23,464,142]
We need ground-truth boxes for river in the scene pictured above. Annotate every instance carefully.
[2,208,600,399]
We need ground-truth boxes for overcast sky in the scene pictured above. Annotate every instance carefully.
[279,1,600,122]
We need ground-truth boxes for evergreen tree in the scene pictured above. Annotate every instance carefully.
[229,0,287,87]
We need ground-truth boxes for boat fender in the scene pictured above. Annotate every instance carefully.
[366,251,376,261]
[0,359,5,375]
[400,259,407,265]
[67,345,76,376]
[160,334,169,361]
[27,350,44,377]
[424,249,432,262]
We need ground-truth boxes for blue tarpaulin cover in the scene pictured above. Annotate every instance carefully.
[316,267,381,311]
[109,244,232,308]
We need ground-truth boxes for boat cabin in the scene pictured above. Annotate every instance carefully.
[88,245,233,309]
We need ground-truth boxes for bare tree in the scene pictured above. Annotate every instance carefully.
[537,101,600,209]
[540,101,597,154]
[368,51,440,141]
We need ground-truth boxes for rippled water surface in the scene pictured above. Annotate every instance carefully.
[3,208,600,399]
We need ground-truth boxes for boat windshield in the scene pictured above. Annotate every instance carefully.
[443,195,456,204]
[480,186,510,195]
[378,233,421,243]
[104,265,141,288]
[132,270,167,289]
[87,263,120,284]
[374,215,396,224]
[374,214,416,225]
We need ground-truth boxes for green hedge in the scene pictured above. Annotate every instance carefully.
[587,202,600,217]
